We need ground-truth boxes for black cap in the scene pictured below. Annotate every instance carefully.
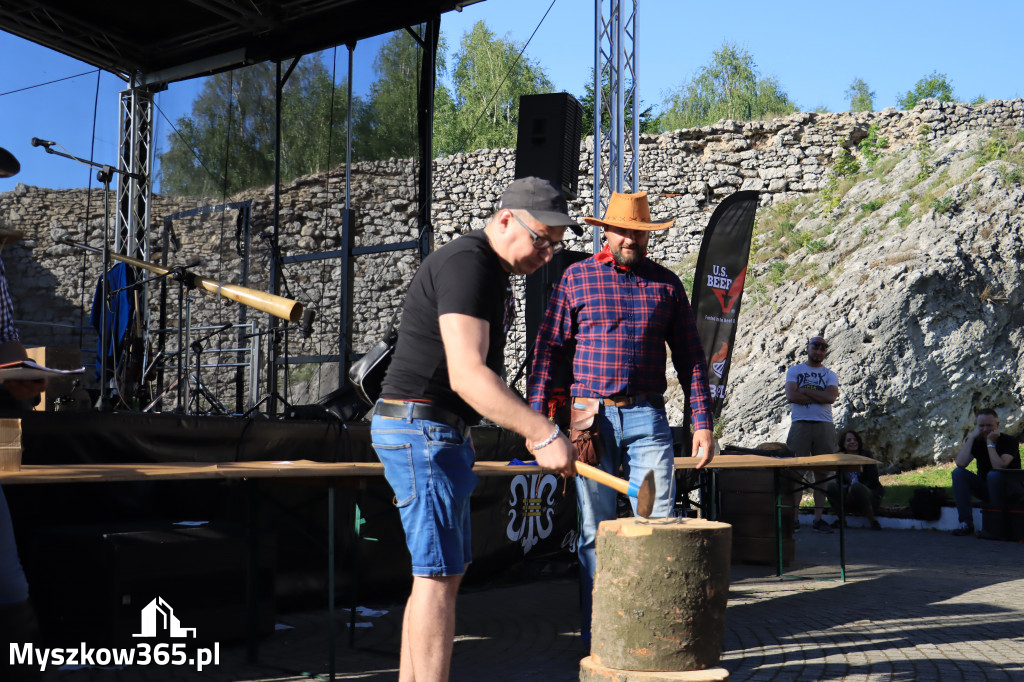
[499,177,582,235]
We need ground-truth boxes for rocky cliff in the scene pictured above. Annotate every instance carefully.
[705,126,1024,468]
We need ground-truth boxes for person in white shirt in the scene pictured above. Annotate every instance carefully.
[785,335,839,533]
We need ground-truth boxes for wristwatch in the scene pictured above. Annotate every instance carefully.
[987,443,997,448]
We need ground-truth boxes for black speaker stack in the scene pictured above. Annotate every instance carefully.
[515,92,584,199]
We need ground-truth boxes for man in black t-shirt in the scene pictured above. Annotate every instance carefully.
[371,176,580,681]
[951,407,1022,536]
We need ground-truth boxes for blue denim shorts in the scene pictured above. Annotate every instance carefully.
[371,410,477,577]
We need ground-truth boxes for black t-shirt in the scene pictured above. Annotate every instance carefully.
[971,433,1021,477]
[380,230,509,423]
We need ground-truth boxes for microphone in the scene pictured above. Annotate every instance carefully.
[301,309,316,338]
[31,138,56,148]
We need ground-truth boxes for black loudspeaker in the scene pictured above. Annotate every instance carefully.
[515,93,583,199]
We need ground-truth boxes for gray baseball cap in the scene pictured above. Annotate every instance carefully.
[499,177,583,235]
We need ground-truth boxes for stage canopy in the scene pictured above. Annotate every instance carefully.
[0,0,476,86]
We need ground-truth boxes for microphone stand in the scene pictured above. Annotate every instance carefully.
[239,321,311,417]
[260,232,294,416]
[189,323,232,415]
[36,142,145,412]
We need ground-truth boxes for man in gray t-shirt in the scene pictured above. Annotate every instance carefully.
[786,334,840,533]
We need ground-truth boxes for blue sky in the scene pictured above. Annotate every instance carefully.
[2,0,1022,191]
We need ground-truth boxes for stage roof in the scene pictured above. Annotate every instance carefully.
[0,0,476,86]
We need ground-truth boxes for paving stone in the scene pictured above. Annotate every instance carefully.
[35,527,1024,682]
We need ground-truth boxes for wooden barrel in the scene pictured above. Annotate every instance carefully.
[718,453,798,566]
[718,469,796,566]
[589,517,731,674]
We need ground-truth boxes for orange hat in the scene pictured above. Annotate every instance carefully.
[583,192,673,231]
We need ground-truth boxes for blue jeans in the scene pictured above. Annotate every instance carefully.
[576,400,675,639]
[370,409,477,577]
[952,467,1024,525]
[0,484,29,604]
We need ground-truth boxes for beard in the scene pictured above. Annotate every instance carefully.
[610,242,646,267]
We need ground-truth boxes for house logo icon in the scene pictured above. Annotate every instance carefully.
[132,597,197,638]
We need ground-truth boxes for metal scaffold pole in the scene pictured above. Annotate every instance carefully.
[592,0,639,252]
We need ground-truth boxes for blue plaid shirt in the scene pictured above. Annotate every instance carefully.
[0,256,20,344]
[527,252,713,431]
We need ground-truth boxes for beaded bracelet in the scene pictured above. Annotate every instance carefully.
[532,424,561,451]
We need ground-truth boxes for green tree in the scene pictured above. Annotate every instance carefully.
[434,21,553,155]
[659,43,796,131]
[159,57,360,196]
[897,71,956,109]
[578,67,658,139]
[846,77,875,112]
[361,29,431,161]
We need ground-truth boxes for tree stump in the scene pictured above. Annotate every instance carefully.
[580,657,730,681]
[590,517,731,674]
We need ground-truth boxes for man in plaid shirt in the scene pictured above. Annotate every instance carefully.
[527,191,713,644]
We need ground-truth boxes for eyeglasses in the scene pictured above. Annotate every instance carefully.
[511,212,564,254]
[810,342,828,350]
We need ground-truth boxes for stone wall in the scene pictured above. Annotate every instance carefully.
[1,98,1021,463]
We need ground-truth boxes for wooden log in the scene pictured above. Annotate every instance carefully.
[580,656,730,681]
[591,517,731,673]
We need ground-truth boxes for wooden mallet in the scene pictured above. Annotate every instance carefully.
[575,461,657,518]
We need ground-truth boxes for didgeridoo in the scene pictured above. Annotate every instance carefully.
[62,239,302,322]
[575,461,656,518]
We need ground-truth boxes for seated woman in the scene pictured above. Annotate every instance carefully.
[826,429,884,530]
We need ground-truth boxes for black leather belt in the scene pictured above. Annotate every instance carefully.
[601,393,665,409]
[374,400,468,434]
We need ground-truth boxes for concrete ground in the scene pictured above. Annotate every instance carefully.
[39,526,1024,682]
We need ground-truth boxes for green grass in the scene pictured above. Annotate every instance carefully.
[892,201,914,228]
[859,198,885,215]
[800,463,960,510]
[799,446,1024,512]
[876,462,959,507]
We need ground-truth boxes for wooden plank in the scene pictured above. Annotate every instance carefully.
[0,453,879,485]
[674,453,876,470]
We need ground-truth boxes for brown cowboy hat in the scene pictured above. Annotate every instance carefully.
[583,191,674,231]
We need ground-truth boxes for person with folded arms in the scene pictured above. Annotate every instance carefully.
[785,334,840,534]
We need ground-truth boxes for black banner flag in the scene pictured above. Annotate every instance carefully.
[689,190,759,416]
